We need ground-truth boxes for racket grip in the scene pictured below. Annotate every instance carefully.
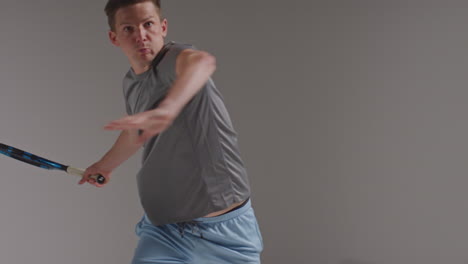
[67,167,107,185]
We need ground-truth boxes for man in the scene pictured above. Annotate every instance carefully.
[79,0,263,263]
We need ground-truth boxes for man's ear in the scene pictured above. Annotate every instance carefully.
[161,18,168,38]
[108,31,120,46]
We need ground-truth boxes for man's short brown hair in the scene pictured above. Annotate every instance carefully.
[104,0,162,31]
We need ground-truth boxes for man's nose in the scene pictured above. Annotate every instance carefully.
[135,28,147,43]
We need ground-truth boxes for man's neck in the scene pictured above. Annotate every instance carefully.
[131,63,151,75]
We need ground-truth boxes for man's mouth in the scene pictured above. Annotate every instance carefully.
[138,48,151,54]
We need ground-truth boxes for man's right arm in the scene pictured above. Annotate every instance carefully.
[79,129,143,186]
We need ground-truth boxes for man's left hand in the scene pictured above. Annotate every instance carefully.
[104,106,178,144]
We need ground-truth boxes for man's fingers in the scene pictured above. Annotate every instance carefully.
[104,120,146,130]
[104,120,135,127]
[79,164,110,188]
[79,175,89,185]
[104,124,133,130]
[104,111,172,133]
[89,174,109,188]
[79,171,99,185]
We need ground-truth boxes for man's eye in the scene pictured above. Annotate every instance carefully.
[145,22,154,27]
[123,26,133,32]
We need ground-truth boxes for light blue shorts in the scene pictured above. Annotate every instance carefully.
[131,198,264,264]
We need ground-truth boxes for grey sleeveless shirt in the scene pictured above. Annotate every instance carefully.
[122,42,251,226]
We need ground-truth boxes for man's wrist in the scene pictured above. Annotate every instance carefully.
[95,159,115,173]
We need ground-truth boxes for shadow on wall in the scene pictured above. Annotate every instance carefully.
[340,259,376,264]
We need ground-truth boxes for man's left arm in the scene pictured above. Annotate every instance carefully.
[159,49,217,119]
[104,49,217,143]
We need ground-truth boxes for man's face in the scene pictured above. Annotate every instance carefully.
[109,1,167,70]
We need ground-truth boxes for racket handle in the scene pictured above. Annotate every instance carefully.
[67,167,107,185]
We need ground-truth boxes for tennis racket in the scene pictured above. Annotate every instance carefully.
[0,143,106,185]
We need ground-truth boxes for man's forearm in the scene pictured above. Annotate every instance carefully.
[97,129,143,171]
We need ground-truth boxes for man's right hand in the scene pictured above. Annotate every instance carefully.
[79,162,112,187]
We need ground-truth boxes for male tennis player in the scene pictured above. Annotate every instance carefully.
[79,0,263,263]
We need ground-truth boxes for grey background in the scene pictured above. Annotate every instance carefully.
[1,0,468,263]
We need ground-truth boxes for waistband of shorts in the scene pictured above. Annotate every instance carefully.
[193,198,252,223]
